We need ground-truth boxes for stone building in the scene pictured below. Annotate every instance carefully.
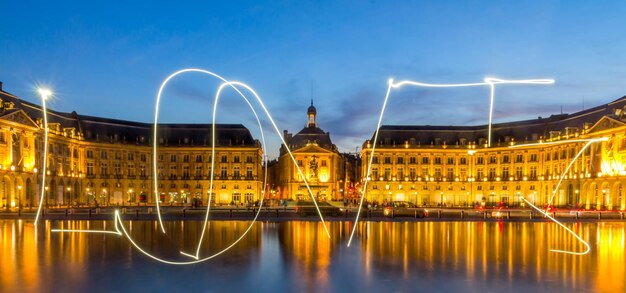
[361,95,626,210]
[0,82,263,208]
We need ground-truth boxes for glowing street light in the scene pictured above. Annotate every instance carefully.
[34,87,52,226]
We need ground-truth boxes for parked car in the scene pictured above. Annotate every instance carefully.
[295,201,341,217]
[384,201,429,218]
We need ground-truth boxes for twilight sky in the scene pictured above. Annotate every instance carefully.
[1,1,626,158]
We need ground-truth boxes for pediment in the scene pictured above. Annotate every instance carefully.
[0,109,40,129]
[587,116,626,134]
[292,143,333,154]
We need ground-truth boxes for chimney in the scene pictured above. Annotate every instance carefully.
[0,81,3,92]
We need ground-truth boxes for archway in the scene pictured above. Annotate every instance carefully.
[1,175,14,208]
[612,182,622,211]
[25,178,34,208]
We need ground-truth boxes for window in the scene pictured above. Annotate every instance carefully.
[234,156,240,163]
[372,168,379,179]
[516,154,524,163]
[372,157,379,164]
[101,151,108,160]
[447,167,454,180]
[502,167,509,179]
[409,168,416,179]
[195,166,202,177]
[115,152,122,160]
[87,163,94,175]
[233,166,240,179]
[196,155,203,163]
[530,166,537,179]
[447,157,454,165]
[434,157,442,164]
[422,157,429,164]
[221,167,227,178]
[221,155,228,163]
[127,153,134,161]
[246,167,253,179]
[489,156,497,164]
[409,157,417,164]
[183,155,189,163]
[170,155,177,162]
[397,168,404,179]
[87,150,94,159]
[246,156,254,163]
[384,157,391,164]
[127,164,134,176]
[140,165,146,177]
[530,154,537,162]
[321,160,327,167]
[100,163,108,175]
[477,168,484,179]
[384,168,391,180]
[502,155,509,163]
[460,157,467,165]
[397,157,404,164]
[516,167,523,179]
[169,165,177,178]
[114,163,121,175]
[183,166,190,178]
[489,167,496,179]
[477,157,484,164]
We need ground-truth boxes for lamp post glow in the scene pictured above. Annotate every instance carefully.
[34,88,51,226]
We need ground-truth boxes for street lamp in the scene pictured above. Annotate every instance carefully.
[34,87,52,226]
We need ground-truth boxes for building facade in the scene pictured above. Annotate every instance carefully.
[273,101,349,201]
[0,83,263,208]
[361,96,626,211]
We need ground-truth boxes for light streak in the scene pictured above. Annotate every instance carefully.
[347,77,554,247]
[510,137,606,255]
[33,88,51,226]
[521,198,590,255]
[52,68,330,265]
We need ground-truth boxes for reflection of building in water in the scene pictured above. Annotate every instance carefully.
[359,222,626,292]
[362,95,626,210]
[278,221,342,292]
[272,101,360,201]
[0,83,263,208]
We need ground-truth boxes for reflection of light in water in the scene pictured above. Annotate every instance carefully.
[356,222,625,292]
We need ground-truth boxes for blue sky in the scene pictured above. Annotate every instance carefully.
[1,1,626,158]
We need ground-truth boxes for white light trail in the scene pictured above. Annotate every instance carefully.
[52,68,330,265]
[347,77,554,247]
[521,198,590,255]
[512,137,608,212]
[34,88,51,226]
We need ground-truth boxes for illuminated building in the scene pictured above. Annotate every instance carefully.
[273,101,353,201]
[361,95,626,210]
[0,82,263,208]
